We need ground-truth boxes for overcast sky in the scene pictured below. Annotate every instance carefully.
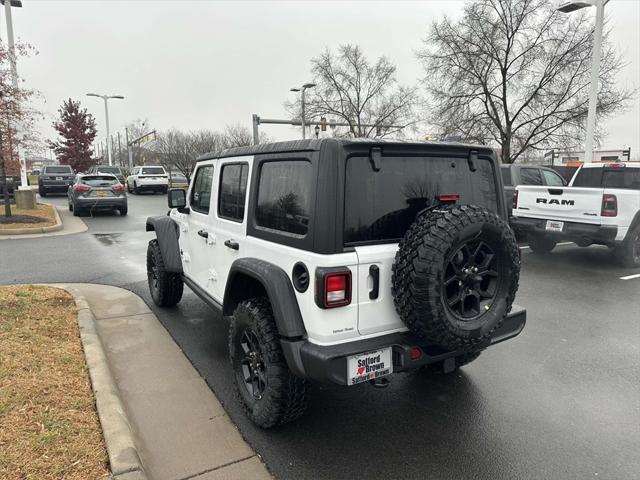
[6,0,640,158]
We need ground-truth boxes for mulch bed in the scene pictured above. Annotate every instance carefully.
[0,214,46,225]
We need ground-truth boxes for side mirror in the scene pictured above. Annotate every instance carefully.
[168,188,188,213]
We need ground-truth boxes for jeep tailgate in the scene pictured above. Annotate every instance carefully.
[515,185,603,225]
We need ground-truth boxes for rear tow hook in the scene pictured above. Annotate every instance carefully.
[369,377,391,389]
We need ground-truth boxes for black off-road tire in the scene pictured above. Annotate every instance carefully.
[392,204,520,351]
[423,351,482,374]
[613,223,640,268]
[229,298,308,429]
[146,239,183,307]
[528,234,557,254]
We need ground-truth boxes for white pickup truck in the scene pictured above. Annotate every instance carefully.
[512,163,640,267]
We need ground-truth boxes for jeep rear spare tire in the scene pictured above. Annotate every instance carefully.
[392,204,520,350]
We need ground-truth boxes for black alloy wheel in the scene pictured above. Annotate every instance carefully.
[239,328,267,399]
[444,240,499,320]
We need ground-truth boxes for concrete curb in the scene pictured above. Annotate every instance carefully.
[0,203,63,235]
[73,294,148,480]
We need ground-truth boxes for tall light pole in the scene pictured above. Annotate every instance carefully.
[558,0,609,163]
[86,93,124,166]
[290,83,316,139]
[2,0,28,190]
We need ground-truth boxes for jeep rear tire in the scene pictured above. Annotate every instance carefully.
[392,204,520,350]
[528,234,557,254]
[147,239,184,307]
[229,298,308,428]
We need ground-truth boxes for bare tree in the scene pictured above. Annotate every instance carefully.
[286,45,420,138]
[419,0,631,164]
[154,129,225,181]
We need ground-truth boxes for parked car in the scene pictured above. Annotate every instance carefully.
[168,172,189,190]
[512,162,640,266]
[146,138,527,428]
[38,165,75,196]
[127,166,168,194]
[501,164,566,215]
[68,173,128,216]
[87,165,126,185]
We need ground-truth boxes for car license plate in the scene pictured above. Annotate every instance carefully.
[546,220,564,232]
[347,348,393,386]
[56,176,63,181]
[96,190,108,197]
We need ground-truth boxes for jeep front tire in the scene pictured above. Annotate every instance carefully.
[146,239,184,307]
[229,297,308,428]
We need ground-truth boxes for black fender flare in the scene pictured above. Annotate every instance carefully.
[223,258,306,339]
[146,216,183,273]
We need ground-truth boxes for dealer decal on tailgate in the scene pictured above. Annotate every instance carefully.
[347,348,393,385]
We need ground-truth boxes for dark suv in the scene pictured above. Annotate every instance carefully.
[38,165,75,196]
[146,139,527,428]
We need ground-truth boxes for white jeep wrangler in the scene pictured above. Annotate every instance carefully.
[146,139,526,428]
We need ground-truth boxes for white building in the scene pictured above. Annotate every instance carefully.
[546,148,631,165]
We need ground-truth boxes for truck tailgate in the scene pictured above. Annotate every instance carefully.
[515,186,603,224]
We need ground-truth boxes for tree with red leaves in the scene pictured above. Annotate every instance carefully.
[49,99,97,173]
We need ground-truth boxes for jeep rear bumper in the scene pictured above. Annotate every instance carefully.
[281,305,526,385]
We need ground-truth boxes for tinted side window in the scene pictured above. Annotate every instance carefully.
[603,169,640,190]
[542,169,566,186]
[572,168,603,187]
[255,161,312,236]
[501,166,512,186]
[520,168,543,185]
[190,165,214,214]
[344,156,498,245]
[218,163,249,221]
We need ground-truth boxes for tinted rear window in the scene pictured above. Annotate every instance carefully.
[520,168,543,185]
[603,169,640,190]
[142,167,165,175]
[81,176,117,186]
[44,166,73,174]
[255,161,312,236]
[572,168,603,187]
[344,156,498,245]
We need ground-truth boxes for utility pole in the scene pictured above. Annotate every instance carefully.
[117,131,122,167]
[125,127,133,171]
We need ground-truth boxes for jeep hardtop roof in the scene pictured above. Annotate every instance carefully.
[197,138,494,162]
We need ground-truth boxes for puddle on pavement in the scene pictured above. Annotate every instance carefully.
[93,233,123,246]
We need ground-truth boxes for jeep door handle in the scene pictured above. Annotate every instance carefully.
[197,229,208,239]
[224,239,239,250]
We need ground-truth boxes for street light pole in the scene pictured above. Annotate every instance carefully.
[86,93,124,166]
[2,0,28,190]
[558,0,608,163]
[290,83,316,139]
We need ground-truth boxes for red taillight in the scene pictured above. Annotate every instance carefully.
[73,184,90,191]
[315,268,352,308]
[438,194,460,203]
[601,194,617,217]
[410,347,422,361]
[512,190,519,210]
[113,184,125,191]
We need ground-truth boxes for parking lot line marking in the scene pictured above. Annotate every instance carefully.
[620,273,640,281]
[520,241,573,250]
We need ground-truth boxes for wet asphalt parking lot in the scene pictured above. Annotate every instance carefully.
[1,193,638,480]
